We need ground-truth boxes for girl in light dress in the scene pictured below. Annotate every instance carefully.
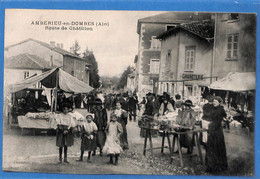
[103,112,123,165]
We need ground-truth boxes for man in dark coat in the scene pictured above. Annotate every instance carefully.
[128,93,138,122]
[143,92,155,116]
[92,98,108,156]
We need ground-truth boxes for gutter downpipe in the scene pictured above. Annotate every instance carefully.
[211,13,217,84]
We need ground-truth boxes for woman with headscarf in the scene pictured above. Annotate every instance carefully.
[175,100,196,154]
[159,93,174,116]
[205,96,228,174]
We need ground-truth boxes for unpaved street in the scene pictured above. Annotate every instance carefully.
[2,121,254,176]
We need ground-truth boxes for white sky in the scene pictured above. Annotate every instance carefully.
[5,9,164,77]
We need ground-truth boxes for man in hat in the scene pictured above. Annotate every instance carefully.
[92,98,108,156]
[128,93,139,122]
[143,92,155,116]
[175,100,196,154]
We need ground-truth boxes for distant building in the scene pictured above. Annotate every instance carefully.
[5,38,91,85]
[157,21,214,100]
[135,12,212,99]
[4,53,54,87]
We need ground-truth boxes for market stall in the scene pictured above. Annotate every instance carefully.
[5,68,94,133]
[208,72,255,133]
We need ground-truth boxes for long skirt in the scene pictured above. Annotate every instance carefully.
[205,124,228,173]
[56,132,74,147]
[96,130,106,149]
[81,136,97,151]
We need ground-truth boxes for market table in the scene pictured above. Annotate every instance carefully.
[168,128,208,167]
[140,126,207,167]
[140,127,172,156]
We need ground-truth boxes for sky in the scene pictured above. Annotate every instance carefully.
[5,9,164,77]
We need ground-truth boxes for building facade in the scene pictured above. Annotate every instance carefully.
[157,21,214,101]
[156,13,256,102]
[4,53,53,87]
[5,39,90,85]
[135,12,212,99]
[213,13,256,79]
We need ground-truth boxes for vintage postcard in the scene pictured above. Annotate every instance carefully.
[2,9,257,177]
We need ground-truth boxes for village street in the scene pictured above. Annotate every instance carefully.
[2,118,254,176]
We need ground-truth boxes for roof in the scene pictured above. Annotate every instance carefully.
[137,12,212,34]
[209,72,255,91]
[4,53,55,70]
[156,21,214,41]
[5,38,89,63]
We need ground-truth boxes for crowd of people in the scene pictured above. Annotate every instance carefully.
[53,90,244,174]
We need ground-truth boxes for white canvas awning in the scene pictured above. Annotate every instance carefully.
[209,72,255,92]
[6,68,94,94]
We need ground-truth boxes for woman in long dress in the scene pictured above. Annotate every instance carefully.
[205,96,228,173]
[103,112,123,165]
[114,101,129,150]
[175,100,196,154]
[55,103,75,163]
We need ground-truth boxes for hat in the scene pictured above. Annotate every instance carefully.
[86,113,94,119]
[146,92,153,96]
[213,96,223,104]
[94,98,102,105]
[182,100,194,107]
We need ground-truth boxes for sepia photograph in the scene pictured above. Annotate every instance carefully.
[2,9,256,176]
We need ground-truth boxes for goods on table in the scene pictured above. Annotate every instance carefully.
[25,112,53,121]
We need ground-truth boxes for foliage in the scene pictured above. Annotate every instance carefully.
[117,66,132,89]
[70,40,81,56]
[83,47,100,88]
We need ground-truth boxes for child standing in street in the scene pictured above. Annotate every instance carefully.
[103,112,123,165]
[76,113,98,162]
[56,103,75,164]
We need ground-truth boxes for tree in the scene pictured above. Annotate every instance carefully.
[70,40,81,56]
[117,66,132,89]
[83,47,100,88]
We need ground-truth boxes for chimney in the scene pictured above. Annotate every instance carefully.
[60,43,63,49]
[50,41,55,47]
[56,43,60,48]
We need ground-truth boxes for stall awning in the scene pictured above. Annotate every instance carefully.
[209,72,255,91]
[6,68,94,94]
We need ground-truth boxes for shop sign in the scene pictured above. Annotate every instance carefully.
[182,74,204,80]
